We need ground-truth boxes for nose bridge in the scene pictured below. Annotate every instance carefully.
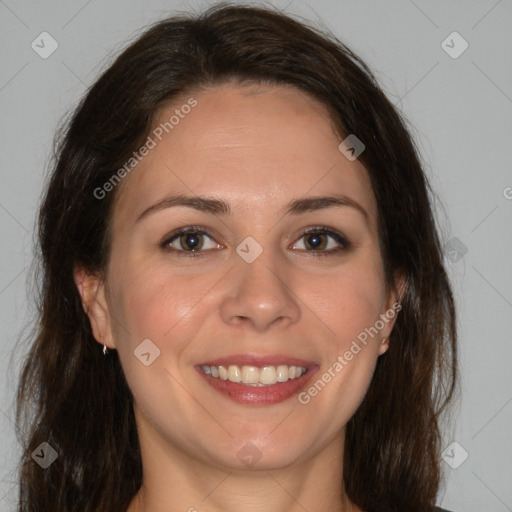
[219,243,301,331]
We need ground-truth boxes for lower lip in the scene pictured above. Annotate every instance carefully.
[196,367,318,405]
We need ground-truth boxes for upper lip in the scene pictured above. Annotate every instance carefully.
[197,353,316,368]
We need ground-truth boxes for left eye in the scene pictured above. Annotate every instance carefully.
[164,230,221,252]
[291,229,347,252]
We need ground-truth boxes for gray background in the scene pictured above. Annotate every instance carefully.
[1,0,511,510]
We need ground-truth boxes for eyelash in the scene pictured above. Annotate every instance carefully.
[160,225,350,258]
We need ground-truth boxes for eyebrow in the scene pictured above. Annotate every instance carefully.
[135,194,369,225]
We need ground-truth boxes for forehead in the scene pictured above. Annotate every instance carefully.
[112,83,377,229]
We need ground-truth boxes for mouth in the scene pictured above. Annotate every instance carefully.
[195,355,318,405]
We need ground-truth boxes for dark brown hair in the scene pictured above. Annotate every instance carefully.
[15,3,458,511]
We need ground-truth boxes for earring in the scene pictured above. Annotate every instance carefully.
[381,337,387,344]
[103,342,108,355]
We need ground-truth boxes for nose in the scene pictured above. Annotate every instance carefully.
[219,249,301,332]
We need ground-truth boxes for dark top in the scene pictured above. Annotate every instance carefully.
[435,507,452,512]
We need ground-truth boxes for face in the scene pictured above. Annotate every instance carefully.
[76,83,402,472]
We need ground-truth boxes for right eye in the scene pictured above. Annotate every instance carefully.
[161,227,223,256]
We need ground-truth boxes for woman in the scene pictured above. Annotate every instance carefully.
[15,3,458,512]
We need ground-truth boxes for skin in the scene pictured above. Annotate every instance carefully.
[75,83,404,512]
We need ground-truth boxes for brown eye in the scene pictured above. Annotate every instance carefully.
[162,228,221,255]
[304,233,328,250]
[291,228,349,254]
[179,232,204,251]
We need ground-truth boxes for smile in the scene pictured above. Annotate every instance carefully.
[201,364,308,386]
[196,355,318,405]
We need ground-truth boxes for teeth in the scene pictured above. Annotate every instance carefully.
[260,366,277,385]
[242,366,260,384]
[228,365,242,382]
[201,364,307,386]
[276,365,289,382]
[218,365,228,380]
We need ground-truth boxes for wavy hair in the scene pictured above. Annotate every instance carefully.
[15,3,458,511]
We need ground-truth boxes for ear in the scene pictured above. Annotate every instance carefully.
[74,266,116,350]
[378,269,407,355]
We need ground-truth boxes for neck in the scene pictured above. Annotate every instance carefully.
[129,468,360,512]
[127,407,362,512]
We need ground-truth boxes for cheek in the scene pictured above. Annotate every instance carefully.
[108,262,218,356]
[302,254,387,349]
[106,265,211,419]
[295,261,386,434]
